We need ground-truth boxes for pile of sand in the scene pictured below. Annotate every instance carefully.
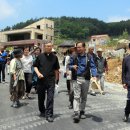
[105,58,122,84]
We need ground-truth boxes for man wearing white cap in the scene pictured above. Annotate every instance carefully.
[96,48,108,93]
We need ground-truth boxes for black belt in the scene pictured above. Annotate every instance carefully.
[77,74,84,77]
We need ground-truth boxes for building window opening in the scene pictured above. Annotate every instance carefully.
[37,25,40,29]
[37,35,43,40]
[7,33,30,41]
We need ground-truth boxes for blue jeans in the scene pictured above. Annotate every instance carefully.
[0,63,5,82]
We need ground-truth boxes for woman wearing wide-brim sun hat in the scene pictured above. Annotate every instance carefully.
[9,49,25,108]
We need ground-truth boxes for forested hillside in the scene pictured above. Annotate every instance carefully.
[2,16,130,40]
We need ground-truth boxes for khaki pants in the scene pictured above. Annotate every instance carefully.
[97,73,105,91]
[73,77,90,113]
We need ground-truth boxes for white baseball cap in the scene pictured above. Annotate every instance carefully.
[97,48,103,52]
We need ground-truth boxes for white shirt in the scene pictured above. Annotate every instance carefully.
[21,55,33,73]
[64,55,72,80]
[64,55,70,72]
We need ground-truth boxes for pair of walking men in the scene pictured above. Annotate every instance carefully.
[69,42,108,122]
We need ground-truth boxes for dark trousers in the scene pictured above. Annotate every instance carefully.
[37,77,55,117]
[0,63,5,82]
[66,80,71,93]
[125,100,130,115]
[68,80,74,105]
[125,88,130,115]
[24,73,32,93]
[69,91,74,105]
[32,71,38,91]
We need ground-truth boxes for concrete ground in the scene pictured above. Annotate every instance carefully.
[0,71,129,130]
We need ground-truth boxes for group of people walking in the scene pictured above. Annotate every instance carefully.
[9,46,42,107]
[0,40,130,123]
[63,42,108,122]
[9,42,59,122]
[64,42,130,123]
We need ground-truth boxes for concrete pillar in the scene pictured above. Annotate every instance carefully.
[31,30,35,39]
[3,34,8,42]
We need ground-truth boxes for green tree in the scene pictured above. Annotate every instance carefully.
[121,29,129,39]
[2,26,11,31]
[2,16,130,40]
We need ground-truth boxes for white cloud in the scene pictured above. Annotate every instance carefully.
[0,0,15,20]
[107,16,130,22]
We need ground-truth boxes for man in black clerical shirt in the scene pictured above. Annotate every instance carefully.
[34,41,60,122]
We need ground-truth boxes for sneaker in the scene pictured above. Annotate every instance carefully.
[73,113,80,122]
[123,114,129,122]
[12,101,19,108]
[11,102,15,107]
[26,93,32,99]
[22,93,32,100]
[22,96,26,100]
[90,92,96,96]
[26,95,32,99]
[46,117,54,122]
[2,81,5,84]
[16,100,22,107]
[80,111,86,119]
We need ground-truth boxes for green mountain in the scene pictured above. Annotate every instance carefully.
[2,16,130,40]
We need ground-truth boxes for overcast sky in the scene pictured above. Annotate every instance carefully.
[0,0,130,30]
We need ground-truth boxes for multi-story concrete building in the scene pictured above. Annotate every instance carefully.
[0,18,54,47]
[91,34,110,45]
